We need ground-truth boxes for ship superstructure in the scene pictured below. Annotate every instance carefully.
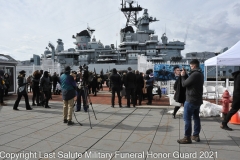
[39,0,239,79]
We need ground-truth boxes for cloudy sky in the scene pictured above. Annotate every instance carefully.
[0,0,240,61]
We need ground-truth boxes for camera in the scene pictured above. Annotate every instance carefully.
[79,64,90,86]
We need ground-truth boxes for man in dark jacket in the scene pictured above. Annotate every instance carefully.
[221,70,240,131]
[60,66,76,125]
[110,68,122,108]
[52,72,60,95]
[172,66,181,118]
[40,71,51,108]
[177,59,204,144]
[172,66,188,118]
[135,70,144,105]
[146,73,154,105]
[13,70,32,110]
[125,67,136,107]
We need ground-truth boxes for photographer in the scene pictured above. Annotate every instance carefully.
[75,71,85,112]
[60,66,77,125]
[75,65,89,112]
[13,70,32,110]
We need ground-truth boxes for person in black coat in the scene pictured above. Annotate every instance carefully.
[125,67,136,107]
[135,70,144,105]
[52,72,60,95]
[221,70,240,131]
[91,73,98,96]
[110,68,122,108]
[0,70,6,106]
[39,71,51,108]
[3,73,11,96]
[13,70,32,110]
[172,66,188,118]
[32,70,41,106]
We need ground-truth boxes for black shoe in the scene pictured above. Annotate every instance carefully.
[37,103,41,106]
[119,105,122,108]
[45,106,51,108]
[111,105,114,108]
[63,119,68,123]
[125,106,130,108]
[172,114,176,119]
[220,124,233,131]
[133,105,136,107]
[32,103,36,106]
[75,110,80,112]
[67,121,74,125]
[13,108,19,111]
[26,108,32,110]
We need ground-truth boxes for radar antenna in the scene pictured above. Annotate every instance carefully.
[87,23,95,36]
[121,0,142,41]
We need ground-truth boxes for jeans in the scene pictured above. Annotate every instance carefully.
[183,101,201,137]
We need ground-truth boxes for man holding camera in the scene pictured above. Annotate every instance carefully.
[177,59,204,144]
[60,66,77,125]
[75,71,87,112]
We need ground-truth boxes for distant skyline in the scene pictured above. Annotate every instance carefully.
[0,0,240,61]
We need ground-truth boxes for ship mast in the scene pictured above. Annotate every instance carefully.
[121,0,142,41]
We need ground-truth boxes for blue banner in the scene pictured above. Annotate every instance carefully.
[153,64,205,81]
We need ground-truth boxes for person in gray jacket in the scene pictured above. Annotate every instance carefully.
[177,59,204,144]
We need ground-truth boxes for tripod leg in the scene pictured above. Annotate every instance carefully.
[73,101,83,126]
[87,108,92,129]
[90,104,97,120]
[86,89,97,120]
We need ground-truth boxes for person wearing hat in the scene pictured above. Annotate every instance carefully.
[13,70,32,110]
[60,66,77,125]
[146,72,154,105]
[39,71,52,108]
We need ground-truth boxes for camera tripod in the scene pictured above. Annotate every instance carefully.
[73,85,97,129]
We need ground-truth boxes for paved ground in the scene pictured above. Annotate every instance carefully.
[1,100,240,160]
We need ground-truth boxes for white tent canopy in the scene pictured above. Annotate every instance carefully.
[205,40,240,66]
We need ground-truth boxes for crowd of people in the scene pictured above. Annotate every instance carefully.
[1,59,239,143]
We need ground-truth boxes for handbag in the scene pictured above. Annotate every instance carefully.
[169,94,181,106]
